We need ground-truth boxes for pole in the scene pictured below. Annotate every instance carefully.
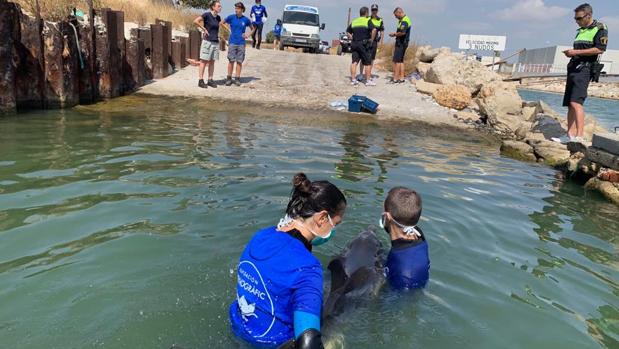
[87,0,96,100]
[347,8,351,27]
[492,50,496,71]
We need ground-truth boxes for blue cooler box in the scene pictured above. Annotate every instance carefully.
[348,95,366,112]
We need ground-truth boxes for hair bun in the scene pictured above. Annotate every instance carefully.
[292,173,312,195]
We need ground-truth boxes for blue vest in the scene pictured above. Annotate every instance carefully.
[229,226,323,347]
[385,236,430,290]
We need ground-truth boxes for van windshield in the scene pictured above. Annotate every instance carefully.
[283,11,319,26]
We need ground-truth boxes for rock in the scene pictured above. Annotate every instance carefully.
[414,80,442,95]
[538,100,562,120]
[598,169,619,183]
[522,101,540,108]
[528,139,571,167]
[438,47,451,56]
[521,106,540,121]
[584,177,619,205]
[0,0,19,115]
[515,122,532,140]
[425,53,501,94]
[455,111,481,123]
[418,46,440,63]
[416,62,431,78]
[500,140,537,162]
[432,84,471,110]
[477,82,525,134]
[525,132,547,142]
[16,10,45,109]
[531,114,567,139]
[566,141,589,154]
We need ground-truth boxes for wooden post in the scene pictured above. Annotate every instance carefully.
[87,0,96,100]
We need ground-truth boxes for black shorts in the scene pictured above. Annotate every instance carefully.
[370,42,379,61]
[351,41,372,66]
[563,67,590,106]
[393,44,408,63]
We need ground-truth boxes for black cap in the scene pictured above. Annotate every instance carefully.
[371,4,379,10]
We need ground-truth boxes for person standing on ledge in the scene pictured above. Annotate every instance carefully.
[250,0,268,49]
[553,3,608,144]
[346,6,377,86]
[193,1,222,89]
[223,2,255,86]
[388,7,412,84]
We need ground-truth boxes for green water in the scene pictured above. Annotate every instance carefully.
[0,95,618,349]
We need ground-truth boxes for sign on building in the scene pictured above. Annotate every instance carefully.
[458,34,507,52]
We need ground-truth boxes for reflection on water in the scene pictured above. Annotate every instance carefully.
[0,95,617,349]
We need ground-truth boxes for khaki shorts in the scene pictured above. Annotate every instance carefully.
[200,40,219,61]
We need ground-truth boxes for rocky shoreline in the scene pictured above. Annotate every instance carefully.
[406,45,619,205]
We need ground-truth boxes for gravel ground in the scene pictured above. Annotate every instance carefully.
[138,47,466,129]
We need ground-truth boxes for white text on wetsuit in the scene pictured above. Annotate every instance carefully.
[238,267,267,300]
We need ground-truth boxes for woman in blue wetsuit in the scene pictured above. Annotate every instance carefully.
[230,173,347,349]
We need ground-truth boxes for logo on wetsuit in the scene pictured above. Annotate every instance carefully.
[236,260,276,337]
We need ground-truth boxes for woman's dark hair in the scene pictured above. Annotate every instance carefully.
[286,173,347,219]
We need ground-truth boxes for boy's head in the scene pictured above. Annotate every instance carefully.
[235,2,246,15]
[383,187,422,238]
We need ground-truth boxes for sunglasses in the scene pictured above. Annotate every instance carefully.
[574,14,588,21]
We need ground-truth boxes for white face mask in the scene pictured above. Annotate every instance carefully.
[277,214,336,246]
[379,213,421,238]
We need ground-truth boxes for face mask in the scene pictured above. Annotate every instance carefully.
[379,213,421,238]
[278,214,336,246]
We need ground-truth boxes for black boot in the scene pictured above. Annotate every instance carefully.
[207,79,217,88]
[225,76,233,86]
[198,79,207,88]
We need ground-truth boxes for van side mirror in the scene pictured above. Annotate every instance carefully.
[320,23,325,30]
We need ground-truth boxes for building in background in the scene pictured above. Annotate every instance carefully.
[514,46,619,76]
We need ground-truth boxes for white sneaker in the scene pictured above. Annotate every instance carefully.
[365,80,376,86]
[551,135,575,144]
[351,79,359,86]
[572,136,587,143]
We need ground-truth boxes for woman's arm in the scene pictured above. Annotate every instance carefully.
[291,267,324,349]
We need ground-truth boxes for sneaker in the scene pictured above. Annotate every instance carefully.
[551,135,575,144]
[572,136,587,143]
[234,78,241,86]
[198,79,207,89]
[207,80,217,88]
[397,79,406,84]
[365,80,376,86]
[225,78,233,86]
[351,79,359,86]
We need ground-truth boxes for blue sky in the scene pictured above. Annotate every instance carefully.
[218,0,617,54]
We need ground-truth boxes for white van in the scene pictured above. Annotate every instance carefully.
[279,5,325,53]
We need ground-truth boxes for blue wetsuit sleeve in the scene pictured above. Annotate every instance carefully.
[290,265,323,337]
[293,311,320,339]
[264,7,268,18]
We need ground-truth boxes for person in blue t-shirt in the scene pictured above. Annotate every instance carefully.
[273,19,282,51]
[222,2,255,86]
[379,187,430,290]
[250,0,268,49]
[230,173,347,349]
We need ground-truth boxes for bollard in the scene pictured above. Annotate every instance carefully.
[114,10,125,94]
[0,0,18,115]
[189,29,201,60]
[77,23,96,104]
[42,21,79,109]
[97,8,122,98]
[15,7,45,110]
[182,36,190,63]
[150,23,168,79]
[178,36,188,68]
[171,40,182,71]
[125,37,145,91]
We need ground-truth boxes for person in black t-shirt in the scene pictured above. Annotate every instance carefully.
[192,1,223,88]
[346,7,377,86]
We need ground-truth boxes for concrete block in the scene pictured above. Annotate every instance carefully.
[587,147,619,171]
[0,0,19,115]
[15,10,44,109]
[592,133,619,156]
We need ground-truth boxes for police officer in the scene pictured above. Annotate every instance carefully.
[554,3,608,143]
[389,7,412,84]
[367,4,385,82]
[347,6,377,86]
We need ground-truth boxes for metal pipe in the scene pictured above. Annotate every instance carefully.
[69,23,84,70]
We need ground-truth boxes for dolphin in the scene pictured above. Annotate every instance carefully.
[322,227,386,320]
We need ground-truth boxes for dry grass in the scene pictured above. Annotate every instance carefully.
[13,0,199,30]
[377,42,419,74]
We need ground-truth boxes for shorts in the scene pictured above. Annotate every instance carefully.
[563,67,590,106]
[274,35,281,40]
[200,40,219,61]
[351,41,372,66]
[393,44,408,63]
[370,42,379,61]
[228,44,246,63]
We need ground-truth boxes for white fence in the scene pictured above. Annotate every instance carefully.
[512,63,566,76]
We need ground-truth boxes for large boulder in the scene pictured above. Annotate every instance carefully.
[432,84,471,110]
[414,80,442,95]
[500,140,537,162]
[418,46,440,63]
[585,178,619,205]
[528,139,571,167]
[531,114,567,139]
[425,53,502,94]
[416,62,431,78]
[477,82,525,134]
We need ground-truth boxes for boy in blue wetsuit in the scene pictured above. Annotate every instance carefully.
[379,187,430,289]
[250,0,268,49]
[273,19,282,50]
[230,173,347,348]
